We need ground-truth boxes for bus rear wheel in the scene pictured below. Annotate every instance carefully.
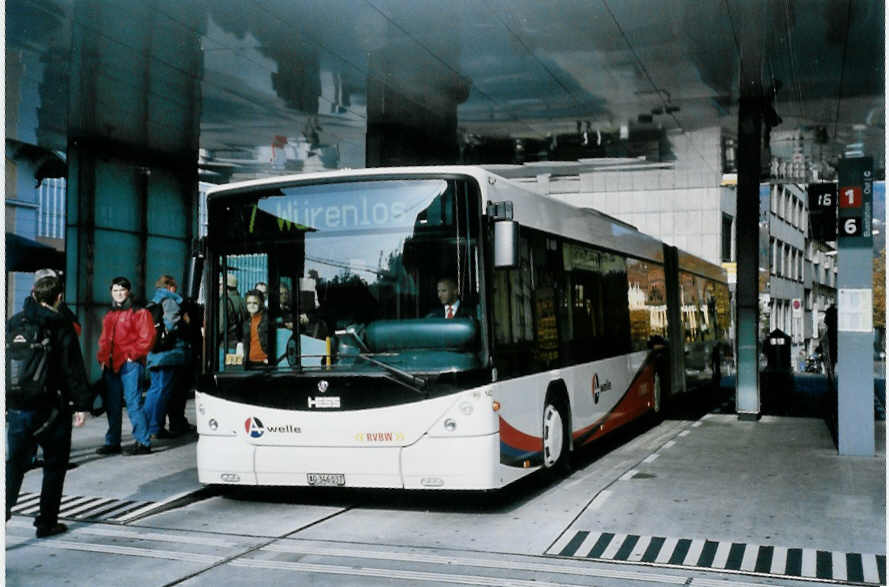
[542,400,570,474]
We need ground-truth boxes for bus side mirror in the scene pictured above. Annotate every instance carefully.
[494,220,519,269]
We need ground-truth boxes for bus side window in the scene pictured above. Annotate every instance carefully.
[491,235,533,377]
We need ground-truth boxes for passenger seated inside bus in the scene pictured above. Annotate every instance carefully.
[297,278,329,339]
[242,289,269,367]
[426,277,475,319]
[278,283,293,329]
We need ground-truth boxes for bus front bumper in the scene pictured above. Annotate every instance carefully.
[197,432,502,490]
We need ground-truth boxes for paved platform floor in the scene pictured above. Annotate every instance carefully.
[7,375,887,585]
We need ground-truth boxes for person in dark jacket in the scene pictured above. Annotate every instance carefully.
[242,290,270,367]
[33,268,81,337]
[25,269,82,471]
[145,275,188,439]
[426,277,475,319]
[219,273,247,350]
[95,276,156,456]
[6,275,90,538]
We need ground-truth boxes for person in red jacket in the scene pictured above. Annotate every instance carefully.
[95,276,156,456]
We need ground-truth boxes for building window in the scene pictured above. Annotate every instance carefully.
[771,185,778,214]
[721,214,733,262]
[784,245,790,279]
[769,238,775,274]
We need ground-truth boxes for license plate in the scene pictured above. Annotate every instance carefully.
[307,473,345,487]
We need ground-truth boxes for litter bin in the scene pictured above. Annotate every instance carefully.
[763,329,792,372]
[762,329,792,413]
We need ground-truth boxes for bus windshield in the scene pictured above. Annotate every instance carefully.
[209,177,484,378]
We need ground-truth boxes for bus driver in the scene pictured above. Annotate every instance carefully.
[427,277,473,319]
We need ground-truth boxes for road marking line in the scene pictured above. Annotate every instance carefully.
[600,533,627,559]
[62,497,117,517]
[10,495,41,511]
[832,550,847,581]
[619,470,637,481]
[682,538,706,566]
[74,525,238,548]
[711,541,732,568]
[264,541,687,583]
[678,430,690,437]
[93,501,150,521]
[642,453,659,464]
[112,489,200,523]
[769,546,788,575]
[663,440,676,449]
[862,554,880,583]
[235,554,687,585]
[19,494,83,515]
[654,537,680,564]
[233,558,581,587]
[801,547,817,577]
[547,531,581,555]
[690,578,786,587]
[627,535,651,562]
[5,534,223,564]
[574,531,602,557]
[739,542,759,571]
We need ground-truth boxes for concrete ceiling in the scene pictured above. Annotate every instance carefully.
[6,0,885,177]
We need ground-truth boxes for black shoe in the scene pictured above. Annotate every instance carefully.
[96,445,121,455]
[151,428,174,440]
[123,443,151,456]
[36,523,68,538]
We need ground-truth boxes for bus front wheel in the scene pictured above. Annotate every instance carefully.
[542,400,570,474]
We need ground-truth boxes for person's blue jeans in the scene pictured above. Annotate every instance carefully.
[144,366,176,435]
[6,405,72,529]
[103,361,150,447]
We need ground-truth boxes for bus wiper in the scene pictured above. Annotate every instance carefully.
[336,326,427,393]
[356,353,427,394]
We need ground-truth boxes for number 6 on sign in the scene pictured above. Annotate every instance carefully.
[839,186,862,208]
[842,217,861,236]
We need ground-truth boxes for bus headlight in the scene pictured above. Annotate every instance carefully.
[209,418,218,431]
[459,401,474,416]
[443,418,457,432]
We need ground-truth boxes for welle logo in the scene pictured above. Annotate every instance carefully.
[592,373,613,404]
[245,417,265,438]
[244,416,302,437]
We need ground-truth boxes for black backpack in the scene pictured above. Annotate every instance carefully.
[145,301,178,352]
[6,314,54,405]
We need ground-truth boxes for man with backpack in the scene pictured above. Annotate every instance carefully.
[144,275,189,439]
[6,275,91,538]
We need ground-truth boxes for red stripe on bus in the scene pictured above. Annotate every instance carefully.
[573,361,656,446]
[499,416,542,452]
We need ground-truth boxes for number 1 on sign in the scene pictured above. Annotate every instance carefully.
[839,186,862,208]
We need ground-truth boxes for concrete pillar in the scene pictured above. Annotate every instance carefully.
[65,0,202,383]
[836,156,875,455]
[734,1,772,419]
[734,84,763,419]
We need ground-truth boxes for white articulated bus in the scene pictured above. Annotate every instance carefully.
[195,166,730,490]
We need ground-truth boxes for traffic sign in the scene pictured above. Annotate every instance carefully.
[836,157,873,245]
[807,183,837,241]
